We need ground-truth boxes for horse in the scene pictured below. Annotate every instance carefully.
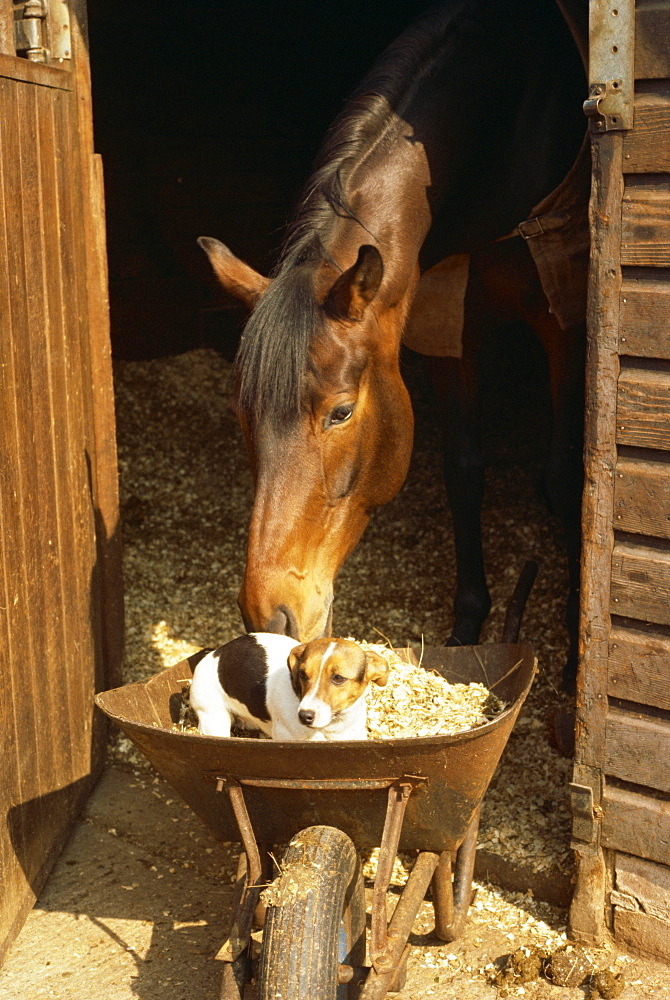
[199,0,589,690]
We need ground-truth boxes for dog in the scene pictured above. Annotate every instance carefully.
[188,633,389,740]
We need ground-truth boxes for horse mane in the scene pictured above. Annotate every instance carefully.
[235,2,459,428]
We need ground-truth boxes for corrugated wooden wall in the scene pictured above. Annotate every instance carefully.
[571,0,670,962]
[0,0,122,965]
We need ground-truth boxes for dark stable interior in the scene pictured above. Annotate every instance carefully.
[88,1,437,361]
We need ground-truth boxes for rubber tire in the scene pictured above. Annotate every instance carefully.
[258,826,366,1000]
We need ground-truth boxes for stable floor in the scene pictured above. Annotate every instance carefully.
[3,347,670,998]
[2,760,670,999]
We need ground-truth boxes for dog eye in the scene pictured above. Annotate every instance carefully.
[298,668,308,683]
[324,403,354,429]
[331,674,347,686]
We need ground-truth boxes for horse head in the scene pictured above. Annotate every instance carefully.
[199,237,415,639]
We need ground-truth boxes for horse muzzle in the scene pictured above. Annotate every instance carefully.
[238,590,333,642]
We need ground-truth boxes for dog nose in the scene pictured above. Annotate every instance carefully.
[299,709,315,726]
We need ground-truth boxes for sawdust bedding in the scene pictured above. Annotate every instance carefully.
[358,640,508,738]
[113,347,576,888]
[173,639,507,740]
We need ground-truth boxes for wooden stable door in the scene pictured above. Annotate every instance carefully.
[0,0,122,964]
[571,0,670,963]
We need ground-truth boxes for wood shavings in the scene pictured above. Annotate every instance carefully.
[361,848,416,886]
[359,640,507,739]
[171,682,200,734]
[259,863,321,907]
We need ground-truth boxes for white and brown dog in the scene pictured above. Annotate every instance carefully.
[188,633,389,740]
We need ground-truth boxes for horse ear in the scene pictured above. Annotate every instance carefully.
[324,244,384,321]
[198,237,271,309]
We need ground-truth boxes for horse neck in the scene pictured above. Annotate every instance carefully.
[333,0,586,266]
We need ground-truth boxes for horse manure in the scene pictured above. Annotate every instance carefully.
[587,969,626,999]
[490,944,622,996]
[544,944,595,987]
[490,945,548,994]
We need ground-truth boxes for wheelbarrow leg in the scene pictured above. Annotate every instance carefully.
[219,852,252,1000]
[360,855,440,1000]
[361,782,441,999]
[217,781,265,999]
[431,805,480,942]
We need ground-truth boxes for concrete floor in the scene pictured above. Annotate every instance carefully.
[2,758,670,1000]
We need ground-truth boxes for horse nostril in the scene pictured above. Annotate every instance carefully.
[299,709,315,726]
[282,605,300,640]
[263,607,288,635]
[263,605,300,639]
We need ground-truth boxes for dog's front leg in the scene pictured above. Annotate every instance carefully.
[196,709,232,738]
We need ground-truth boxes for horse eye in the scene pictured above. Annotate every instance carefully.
[331,674,347,686]
[325,403,354,428]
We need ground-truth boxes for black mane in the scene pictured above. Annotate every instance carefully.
[235,3,458,428]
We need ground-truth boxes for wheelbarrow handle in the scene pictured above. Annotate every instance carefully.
[501,560,538,644]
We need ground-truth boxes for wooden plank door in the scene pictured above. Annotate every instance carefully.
[570,0,670,962]
[0,0,122,965]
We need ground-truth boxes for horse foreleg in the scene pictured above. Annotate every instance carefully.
[424,355,491,646]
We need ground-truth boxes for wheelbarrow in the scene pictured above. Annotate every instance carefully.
[95,562,538,999]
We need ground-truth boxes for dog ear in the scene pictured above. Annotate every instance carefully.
[288,644,307,697]
[365,650,389,688]
[287,644,307,672]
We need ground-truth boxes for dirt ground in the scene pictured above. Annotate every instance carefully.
[2,346,670,998]
[2,756,670,1000]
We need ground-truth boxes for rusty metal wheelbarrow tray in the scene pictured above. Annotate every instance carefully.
[96,640,535,856]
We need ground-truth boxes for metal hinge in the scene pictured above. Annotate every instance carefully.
[584,0,634,132]
[13,0,71,63]
[14,0,47,62]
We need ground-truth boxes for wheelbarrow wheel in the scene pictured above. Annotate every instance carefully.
[258,825,366,1000]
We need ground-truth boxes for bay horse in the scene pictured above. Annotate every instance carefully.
[199,0,588,690]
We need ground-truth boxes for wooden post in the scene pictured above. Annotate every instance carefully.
[569,131,624,946]
[70,0,124,694]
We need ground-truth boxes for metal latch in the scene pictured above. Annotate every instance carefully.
[569,782,597,844]
[583,81,626,133]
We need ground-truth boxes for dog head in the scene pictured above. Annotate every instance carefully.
[287,638,389,730]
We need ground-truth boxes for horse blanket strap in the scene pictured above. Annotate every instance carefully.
[512,214,569,240]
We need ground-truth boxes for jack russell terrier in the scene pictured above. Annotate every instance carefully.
[188,633,389,740]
